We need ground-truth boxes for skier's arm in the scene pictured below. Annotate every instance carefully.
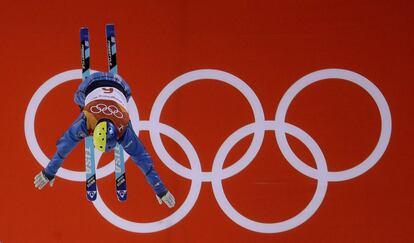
[119,123,168,197]
[43,113,89,177]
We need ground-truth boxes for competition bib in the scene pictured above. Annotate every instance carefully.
[85,87,127,109]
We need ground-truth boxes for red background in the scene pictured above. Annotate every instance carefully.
[1,0,413,242]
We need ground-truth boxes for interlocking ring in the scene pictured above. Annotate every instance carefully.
[90,103,124,119]
[24,68,392,234]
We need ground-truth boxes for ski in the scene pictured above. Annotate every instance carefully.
[106,24,127,201]
[85,136,97,201]
[81,27,97,201]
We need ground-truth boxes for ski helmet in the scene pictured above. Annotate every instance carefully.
[93,120,118,152]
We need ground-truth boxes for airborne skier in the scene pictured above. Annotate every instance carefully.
[33,24,174,207]
[33,71,175,208]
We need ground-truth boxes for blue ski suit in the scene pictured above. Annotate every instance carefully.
[43,72,167,196]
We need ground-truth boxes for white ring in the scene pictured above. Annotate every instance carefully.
[275,69,392,181]
[212,121,328,233]
[92,122,202,232]
[149,69,265,180]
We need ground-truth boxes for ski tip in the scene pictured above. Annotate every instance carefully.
[86,190,97,201]
[116,190,127,202]
[106,24,115,35]
[80,27,89,40]
[117,195,128,202]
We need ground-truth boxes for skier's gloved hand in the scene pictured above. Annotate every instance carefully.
[156,191,175,208]
[34,170,55,190]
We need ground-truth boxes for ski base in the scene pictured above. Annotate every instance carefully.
[86,174,97,201]
[107,24,128,202]
[85,136,97,201]
[115,143,127,201]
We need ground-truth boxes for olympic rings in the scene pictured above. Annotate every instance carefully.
[90,103,124,119]
[24,68,392,234]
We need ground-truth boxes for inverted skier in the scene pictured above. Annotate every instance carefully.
[33,72,175,208]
